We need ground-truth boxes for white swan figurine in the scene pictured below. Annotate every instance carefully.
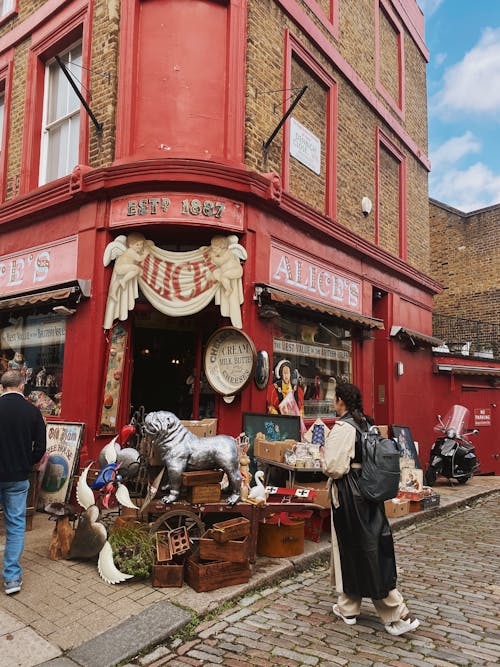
[246,470,268,506]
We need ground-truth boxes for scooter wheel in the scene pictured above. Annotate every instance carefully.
[424,467,437,486]
[457,476,471,484]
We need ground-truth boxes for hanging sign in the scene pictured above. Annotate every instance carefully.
[204,327,256,397]
[103,233,247,330]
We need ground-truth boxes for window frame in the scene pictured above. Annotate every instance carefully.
[0,50,13,202]
[38,40,83,186]
[375,0,405,119]
[282,30,338,220]
[0,0,17,27]
[20,4,90,195]
[375,127,407,259]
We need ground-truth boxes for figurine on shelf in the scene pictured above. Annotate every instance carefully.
[36,367,47,386]
[45,374,56,388]
[237,435,251,501]
[8,351,28,379]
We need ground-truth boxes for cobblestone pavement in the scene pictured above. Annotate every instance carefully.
[130,495,500,667]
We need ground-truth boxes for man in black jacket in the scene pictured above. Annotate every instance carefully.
[0,370,46,594]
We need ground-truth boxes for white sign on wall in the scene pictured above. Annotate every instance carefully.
[289,117,321,175]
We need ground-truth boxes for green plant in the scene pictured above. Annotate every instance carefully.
[108,523,155,579]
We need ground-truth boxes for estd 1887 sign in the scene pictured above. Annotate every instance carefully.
[203,327,256,398]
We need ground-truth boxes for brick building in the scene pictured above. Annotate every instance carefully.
[428,199,500,472]
[0,1,448,468]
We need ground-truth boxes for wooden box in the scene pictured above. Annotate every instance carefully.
[384,499,410,518]
[257,519,304,558]
[182,470,224,487]
[410,493,440,513]
[206,517,250,543]
[186,484,221,504]
[199,534,248,563]
[185,552,250,592]
[180,419,218,438]
[253,439,290,463]
[287,481,330,508]
[152,562,184,587]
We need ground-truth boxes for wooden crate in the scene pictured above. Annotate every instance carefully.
[206,517,250,543]
[257,520,304,558]
[182,470,223,487]
[199,534,248,563]
[185,552,250,592]
[152,562,184,587]
[186,484,221,504]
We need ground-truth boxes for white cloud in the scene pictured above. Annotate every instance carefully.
[430,131,481,171]
[433,27,500,116]
[430,161,500,212]
[433,52,446,67]
[417,0,443,17]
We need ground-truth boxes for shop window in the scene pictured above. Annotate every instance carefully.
[0,312,66,416]
[39,41,82,185]
[272,313,352,420]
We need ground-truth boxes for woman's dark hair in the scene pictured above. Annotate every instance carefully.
[335,381,372,425]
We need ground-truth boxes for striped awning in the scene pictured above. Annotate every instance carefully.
[254,284,384,330]
[0,280,90,311]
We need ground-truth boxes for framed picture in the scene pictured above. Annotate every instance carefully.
[37,422,85,508]
[391,425,421,469]
[243,412,301,447]
[400,467,424,492]
[242,412,301,486]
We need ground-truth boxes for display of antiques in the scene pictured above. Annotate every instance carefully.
[41,408,373,591]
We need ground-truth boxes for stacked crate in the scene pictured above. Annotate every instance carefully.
[182,470,223,504]
[185,517,251,592]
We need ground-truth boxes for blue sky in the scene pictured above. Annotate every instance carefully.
[418,0,500,212]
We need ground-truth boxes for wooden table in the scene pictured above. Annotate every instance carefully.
[254,456,325,488]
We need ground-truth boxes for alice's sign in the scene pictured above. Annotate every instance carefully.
[204,327,256,397]
[110,193,244,231]
[103,233,247,330]
[0,237,78,298]
[269,242,361,312]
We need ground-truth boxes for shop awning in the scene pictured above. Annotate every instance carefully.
[254,284,384,330]
[390,325,444,348]
[0,280,91,311]
[434,363,500,378]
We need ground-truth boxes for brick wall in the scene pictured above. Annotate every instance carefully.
[378,3,400,104]
[246,0,430,270]
[430,201,500,331]
[6,39,29,200]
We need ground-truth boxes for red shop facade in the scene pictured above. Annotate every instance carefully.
[0,166,446,467]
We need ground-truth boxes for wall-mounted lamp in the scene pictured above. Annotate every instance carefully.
[361,196,372,217]
[258,304,280,320]
[395,361,404,377]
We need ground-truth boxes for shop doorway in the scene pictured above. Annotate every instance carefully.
[131,308,217,420]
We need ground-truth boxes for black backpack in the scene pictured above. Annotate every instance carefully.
[346,419,401,503]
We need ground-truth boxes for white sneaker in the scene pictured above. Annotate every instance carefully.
[384,617,420,636]
[332,604,357,625]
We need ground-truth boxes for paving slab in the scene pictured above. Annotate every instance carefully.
[0,475,498,667]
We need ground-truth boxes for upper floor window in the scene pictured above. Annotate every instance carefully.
[39,42,82,185]
[0,90,4,153]
[0,1,14,18]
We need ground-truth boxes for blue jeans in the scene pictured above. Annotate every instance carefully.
[0,479,29,583]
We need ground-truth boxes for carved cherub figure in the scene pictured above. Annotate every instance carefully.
[208,235,247,296]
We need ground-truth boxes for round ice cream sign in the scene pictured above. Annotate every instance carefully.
[204,327,256,397]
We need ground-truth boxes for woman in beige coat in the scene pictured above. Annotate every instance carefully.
[323,382,419,636]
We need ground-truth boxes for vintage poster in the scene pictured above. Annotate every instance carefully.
[99,323,128,434]
[37,422,85,508]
